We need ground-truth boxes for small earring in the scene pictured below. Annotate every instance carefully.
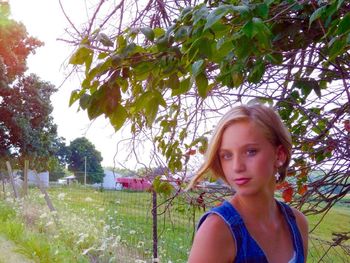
[275,173,280,181]
[277,161,283,167]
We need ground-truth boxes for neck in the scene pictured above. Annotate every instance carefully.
[231,193,279,223]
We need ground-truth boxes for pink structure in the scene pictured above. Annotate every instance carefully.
[116,177,151,191]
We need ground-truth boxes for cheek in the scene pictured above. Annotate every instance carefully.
[248,155,274,174]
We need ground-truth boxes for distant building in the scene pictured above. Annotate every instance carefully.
[115,177,151,191]
[92,169,123,189]
[58,175,77,185]
[28,170,49,187]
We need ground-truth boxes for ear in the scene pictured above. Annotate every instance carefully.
[275,145,287,167]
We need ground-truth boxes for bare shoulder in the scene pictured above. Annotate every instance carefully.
[290,207,308,234]
[188,214,235,263]
[290,207,309,260]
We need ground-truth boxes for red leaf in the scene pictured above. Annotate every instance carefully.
[185,149,196,156]
[282,187,293,203]
[344,120,350,132]
[298,185,307,195]
[276,181,290,190]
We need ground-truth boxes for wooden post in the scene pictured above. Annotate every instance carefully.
[6,161,18,199]
[34,171,56,212]
[23,160,29,196]
[152,189,158,262]
[34,170,60,226]
[1,170,5,199]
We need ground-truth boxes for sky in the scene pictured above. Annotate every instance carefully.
[9,0,130,168]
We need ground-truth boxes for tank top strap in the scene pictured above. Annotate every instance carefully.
[197,201,268,263]
[277,201,305,263]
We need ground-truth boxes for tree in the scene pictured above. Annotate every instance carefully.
[67,137,104,184]
[62,0,349,213]
[0,2,62,172]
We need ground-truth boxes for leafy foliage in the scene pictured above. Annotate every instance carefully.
[0,4,61,172]
[64,0,349,213]
[67,137,104,184]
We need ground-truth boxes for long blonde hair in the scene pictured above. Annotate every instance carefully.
[188,104,292,189]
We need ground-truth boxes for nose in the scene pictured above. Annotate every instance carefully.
[232,155,245,173]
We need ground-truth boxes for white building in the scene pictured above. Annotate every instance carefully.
[28,170,49,187]
[92,169,123,189]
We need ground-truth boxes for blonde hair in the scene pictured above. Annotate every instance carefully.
[188,104,292,189]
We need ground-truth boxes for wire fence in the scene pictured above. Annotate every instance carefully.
[0,174,349,262]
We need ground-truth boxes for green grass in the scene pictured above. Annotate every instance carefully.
[0,186,348,262]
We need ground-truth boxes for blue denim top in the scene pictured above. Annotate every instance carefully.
[197,200,305,263]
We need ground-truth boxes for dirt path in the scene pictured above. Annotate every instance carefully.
[0,236,34,263]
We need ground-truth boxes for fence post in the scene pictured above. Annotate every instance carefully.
[152,189,158,262]
[34,171,56,212]
[1,170,5,199]
[23,160,29,196]
[6,161,18,199]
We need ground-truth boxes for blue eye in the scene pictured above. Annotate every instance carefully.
[220,152,232,160]
[247,149,257,156]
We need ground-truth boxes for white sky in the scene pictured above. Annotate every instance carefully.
[9,0,131,168]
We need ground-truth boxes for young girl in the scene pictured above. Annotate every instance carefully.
[188,104,308,263]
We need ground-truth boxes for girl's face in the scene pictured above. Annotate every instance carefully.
[218,120,283,196]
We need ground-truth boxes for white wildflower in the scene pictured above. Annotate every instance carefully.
[82,247,94,255]
[85,197,93,202]
[46,221,54,227]
[98,207,105,212]
[39,213,48,219]
[57,193,65,200]
[137,241,144,248]
[103,225,111,232]
[129,230,136,235]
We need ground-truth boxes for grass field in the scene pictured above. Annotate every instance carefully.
[0,185,348,262]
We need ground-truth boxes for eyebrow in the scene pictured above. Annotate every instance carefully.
[219,143,260,151]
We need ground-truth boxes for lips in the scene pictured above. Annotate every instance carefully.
[234,178,251,186]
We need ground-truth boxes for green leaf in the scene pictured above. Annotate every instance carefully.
[117,35,127,51]
[193,5,209,24]
[97,52,109,60]
[204,5,231,31]
[168,73,180,90]
[336,13,350,35]
[266,53,283,65]
[79,94,91,110]
[256,3,269,19]
[235,36,252,60]
[172,78,191,96]
[109,103,128,131]
[195,73,209,98]
[329,37,346,60]
[98,33,114,47]
[293,78,321,99]
[87,98,103,119]
[242,17,271,44]
[69,90,81,106]
[145,98,160,126]
[309,5,327,27]
[69,46,93,65]
[231,5,249,16]
[242,20,256,38]
[192,59,204,77]
[248,60,265,83]
[174,26,190,41]
[140,27,155,41]
[231,71,244,87]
